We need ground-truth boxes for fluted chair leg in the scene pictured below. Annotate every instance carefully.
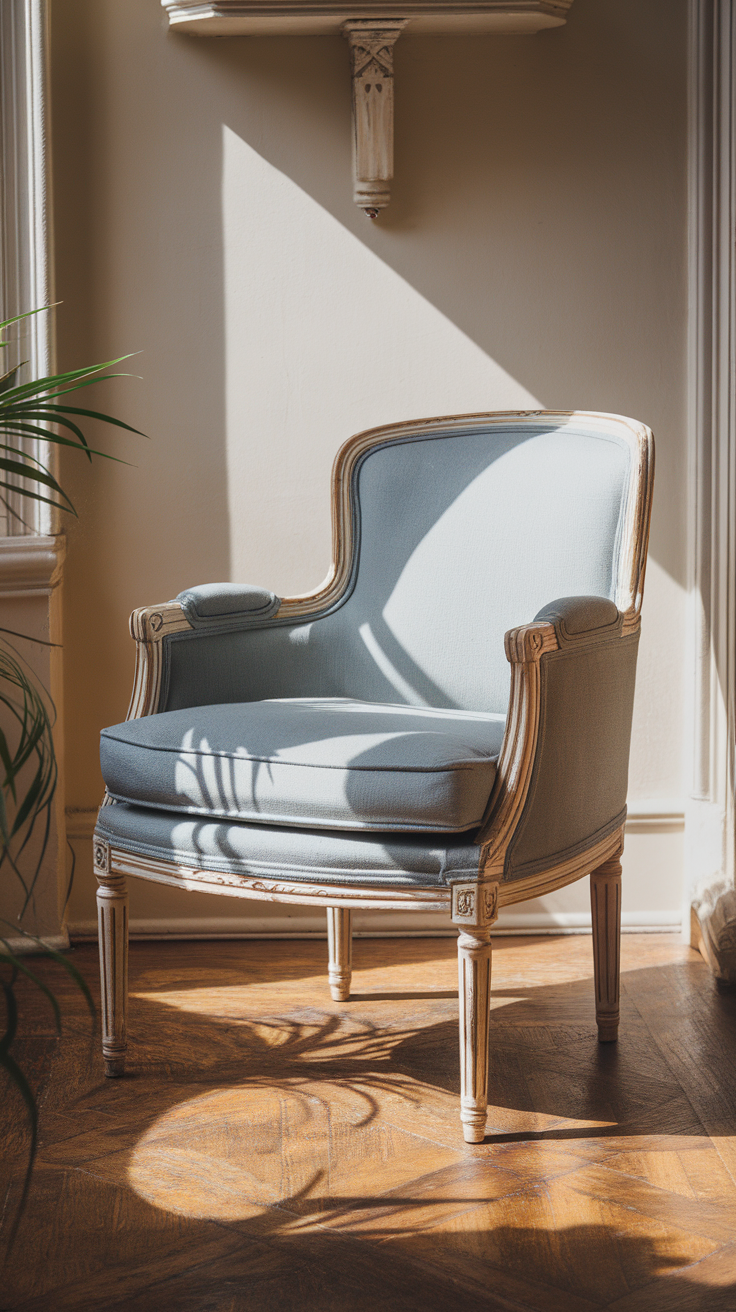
[590,853,622,1042]
[452,880,498,1144]
[457,926,492,1143]
[327,907,353,1001]
[94,838,129,1077]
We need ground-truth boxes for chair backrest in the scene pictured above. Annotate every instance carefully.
[164,412,652,717]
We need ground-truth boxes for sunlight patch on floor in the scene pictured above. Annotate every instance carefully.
[126,1082,618,1223]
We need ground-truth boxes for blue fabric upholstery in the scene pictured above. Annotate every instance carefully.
[176,583,280,629]
[101,698,505,833]
[164,421,631,717]
[95,800,484,886]
[97,416,645,887]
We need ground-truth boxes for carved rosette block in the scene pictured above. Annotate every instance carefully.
[590,853,622,1042]
[94,838,129,1077]
[452,880,498,1142]
[342,20,407,216]
[452,881,499,929]
[327,906,353,1000]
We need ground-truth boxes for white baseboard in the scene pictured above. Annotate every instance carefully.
[2,931,71,955]
[67,909,682,941]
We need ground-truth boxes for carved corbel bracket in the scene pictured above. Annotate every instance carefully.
[162,3,577,216]
[342,20,407,217]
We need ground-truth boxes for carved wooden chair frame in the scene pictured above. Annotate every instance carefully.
[94,409,653,1143]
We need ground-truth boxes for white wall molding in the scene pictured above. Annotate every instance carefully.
[624,799,685,835]
[0,0,55,537]
[0,1,67,949]
[687,0,736,981]
[0,533,64,598]
[65,807,98,840]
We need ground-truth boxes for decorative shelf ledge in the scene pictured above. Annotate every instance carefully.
[162,2,575,213]
[162,3,573,36]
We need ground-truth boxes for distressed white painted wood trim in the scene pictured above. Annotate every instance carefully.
[0,0,55,537]
[687,0,736,981]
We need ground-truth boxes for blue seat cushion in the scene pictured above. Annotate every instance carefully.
[100,697,505,833]
[94,801,485,886]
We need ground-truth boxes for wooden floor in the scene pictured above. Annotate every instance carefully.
[3,934,736,1310]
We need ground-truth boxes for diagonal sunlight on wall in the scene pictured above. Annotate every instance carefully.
[219,127,683,932]
[222,126,541,598]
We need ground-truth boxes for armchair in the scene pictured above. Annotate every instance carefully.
[94,410,653,1143]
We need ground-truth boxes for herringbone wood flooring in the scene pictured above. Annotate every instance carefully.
[3,934,736,1310]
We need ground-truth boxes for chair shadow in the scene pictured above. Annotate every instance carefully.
[4,946,736,1310]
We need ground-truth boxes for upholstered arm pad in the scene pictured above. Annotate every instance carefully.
[176,583,281,628]
[533,595,623,645]
[497,596,638,882]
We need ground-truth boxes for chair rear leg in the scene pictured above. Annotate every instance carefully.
[94,838,129,1076]
[327,907,353,1001]
[590,853,622,1043]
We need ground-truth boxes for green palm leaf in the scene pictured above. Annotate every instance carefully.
[0,308,134,1243]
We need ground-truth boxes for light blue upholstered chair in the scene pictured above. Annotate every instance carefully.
[94,410,653,1143]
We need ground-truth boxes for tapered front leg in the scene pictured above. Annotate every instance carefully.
[94,838,129,1077]
[327,907,353,1001]
[452,881,498,1144]
[457,927,492,1142]
[590,853,622,1042]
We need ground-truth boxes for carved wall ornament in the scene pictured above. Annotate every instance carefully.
[343,20,407,217]
[160,2,576,215]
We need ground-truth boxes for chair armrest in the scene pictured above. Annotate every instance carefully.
[532,595,623,645]
[477,596,638,884]
[176,583,280,628]
[126,583,281,719]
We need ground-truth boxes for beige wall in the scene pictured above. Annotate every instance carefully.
[51,0,688,933]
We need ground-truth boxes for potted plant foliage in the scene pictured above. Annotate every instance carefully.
[0,308,142,1241]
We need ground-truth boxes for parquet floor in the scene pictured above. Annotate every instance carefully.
[2,934,736,1310]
